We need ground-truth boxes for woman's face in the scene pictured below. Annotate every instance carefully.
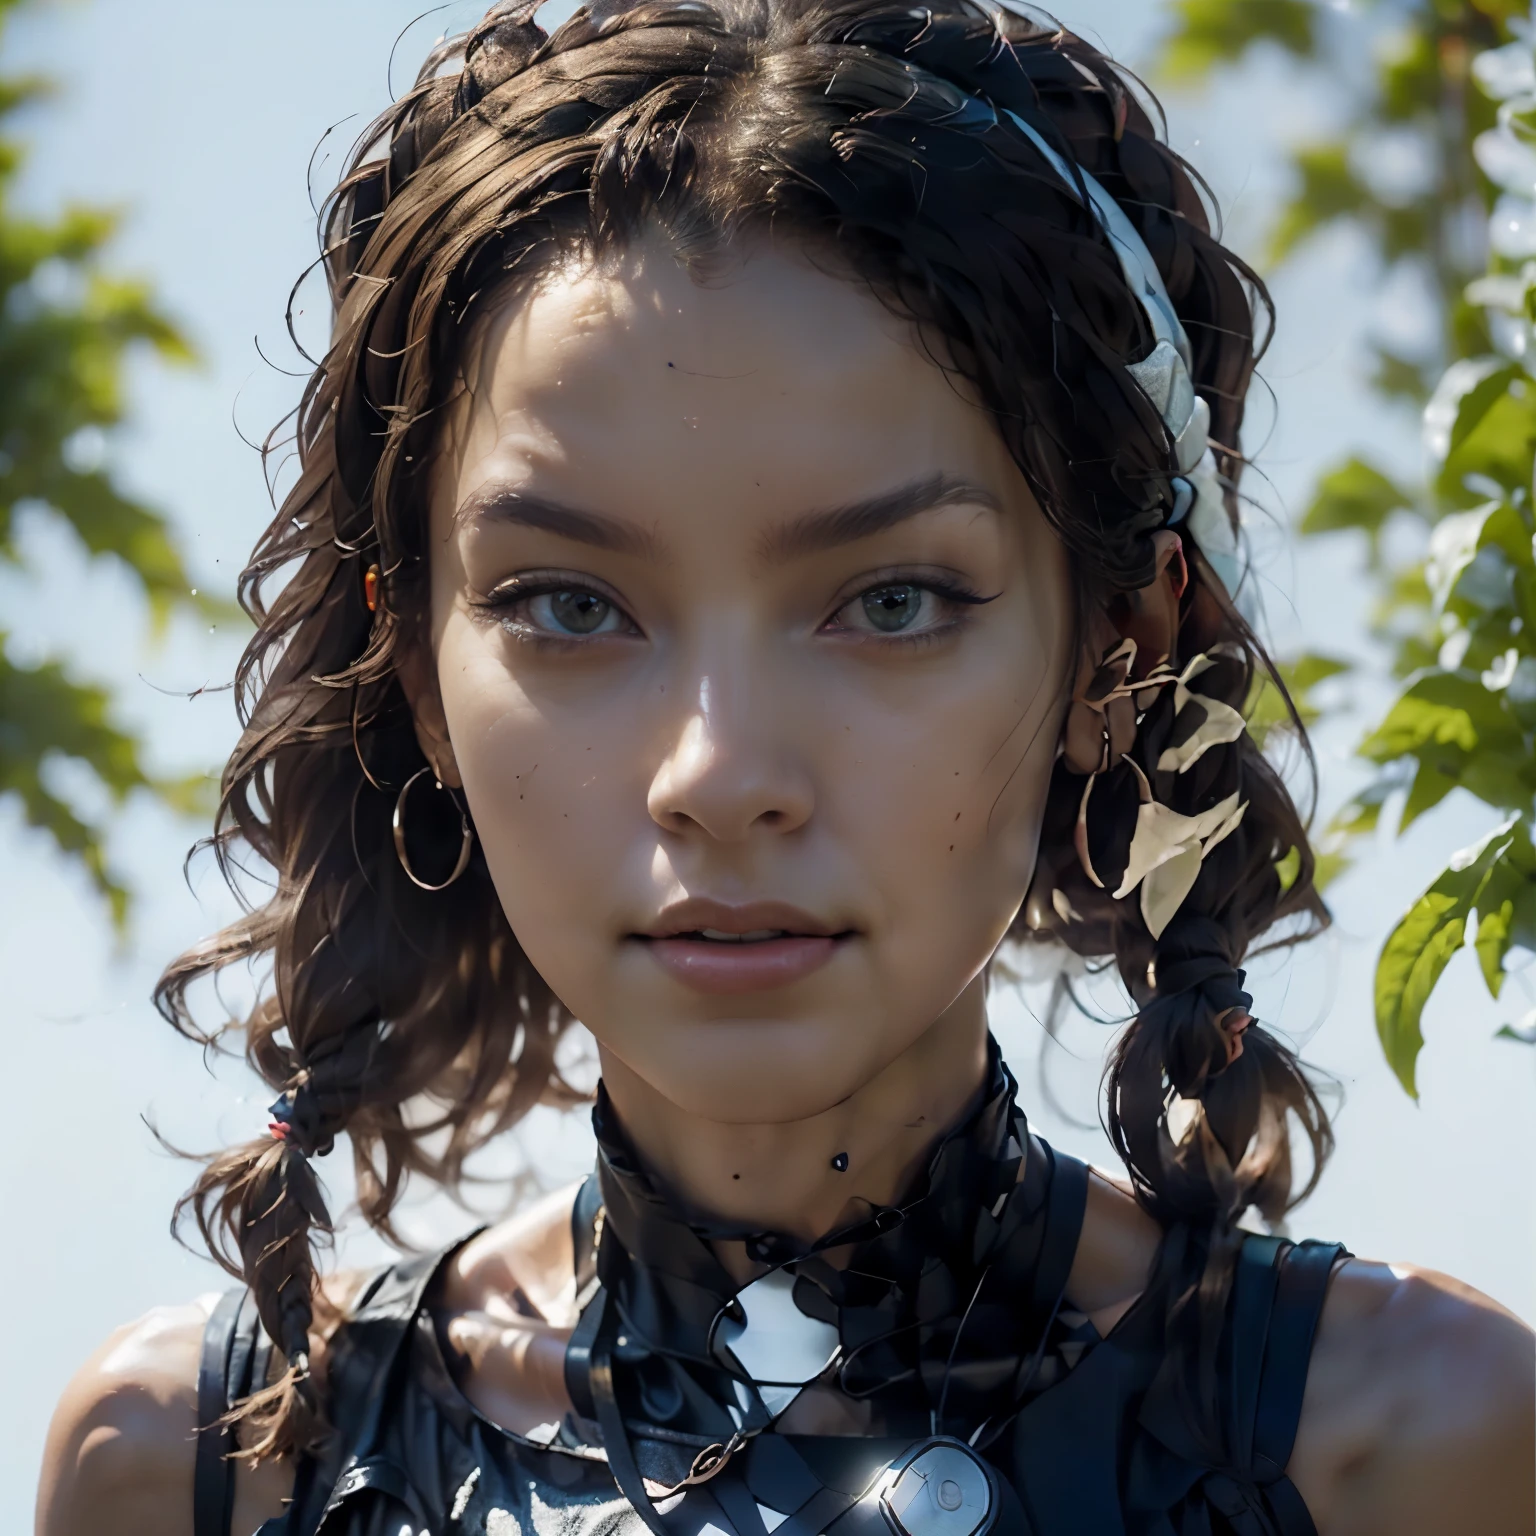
[422,235,1073,1124]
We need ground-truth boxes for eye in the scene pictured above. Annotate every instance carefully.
[534,588,624,635]
[858,583,928,633]
[475,576,639,643]
[825,576,993,640]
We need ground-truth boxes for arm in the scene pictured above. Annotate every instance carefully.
[36,1298,293,1536]
[1289,1257,1535,1536]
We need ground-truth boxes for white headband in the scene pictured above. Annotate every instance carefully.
[1001,110,1242,598]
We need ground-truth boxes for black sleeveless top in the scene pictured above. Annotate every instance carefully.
[195,1055,1343,1536]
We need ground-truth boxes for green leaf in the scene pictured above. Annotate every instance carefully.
[1268,143,1372,266]
[1153,0,1317,85]
[1474,898,1515,996]
[1275,845,1302,895]
[1400,758,1459,830]
[1312,850,1349,891]
[1361,691,1477,759]
[1301,457,1415,558]
[1376,888,1468,1098]
[1369,347,1437,405]
[1375,817,1536,1094]
[1248,651,1350,743]
[0,10,217,921]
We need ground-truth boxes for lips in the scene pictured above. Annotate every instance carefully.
[637,899,852,995]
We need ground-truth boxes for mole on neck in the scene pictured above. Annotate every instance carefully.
[596,981,992,1280]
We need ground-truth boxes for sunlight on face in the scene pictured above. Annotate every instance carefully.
[425,233,1074,1123]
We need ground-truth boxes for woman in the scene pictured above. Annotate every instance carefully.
[37,1,1533,1532]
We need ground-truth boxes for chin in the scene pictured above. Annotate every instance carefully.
[606,1011,923,1125]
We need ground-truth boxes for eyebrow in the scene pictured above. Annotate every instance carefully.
[457,472,1000,563]
[758,474,1003,563]
[457,485,663,559]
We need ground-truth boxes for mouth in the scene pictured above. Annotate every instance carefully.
[635,902,855,995]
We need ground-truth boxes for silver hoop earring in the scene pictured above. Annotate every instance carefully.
[392,766,473,891]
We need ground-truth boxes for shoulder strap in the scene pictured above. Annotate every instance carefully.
[572,1173,603,1296]
[1253,1239,1348,1483]
[564,1175,605,1420]
[1225,1236,1348,1536]
[1026,1139,1089,1316]
[194,1289,263,1536]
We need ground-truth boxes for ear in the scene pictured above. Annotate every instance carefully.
[1108,530,1187,673]
[395,636,463,790]
[1062,532,1187,775]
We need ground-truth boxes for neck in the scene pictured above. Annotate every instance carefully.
[596,979,991,1276]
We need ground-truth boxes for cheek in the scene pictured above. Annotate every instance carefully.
[828,647,1067,955]
[434,631,641,953]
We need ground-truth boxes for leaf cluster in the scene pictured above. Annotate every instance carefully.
[1156,0,1536,1085]
[0,0,221,920]
[1156,0,1513,405]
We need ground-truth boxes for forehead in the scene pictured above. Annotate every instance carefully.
[446,234,1021,515]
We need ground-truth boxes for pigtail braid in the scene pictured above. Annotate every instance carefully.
[1022,592,1332,1452]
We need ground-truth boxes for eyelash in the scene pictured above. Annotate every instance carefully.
[472,575,639,650]
[472,572,997,648]
[822,574,997,646]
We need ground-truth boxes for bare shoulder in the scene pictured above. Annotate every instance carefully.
[443,1178,584,1325]
[1064,1165,1164,1336]
[36,1270,370,1536]
[38,1295,220,1536]
[436,1182,586,1436]
[1290,1255,1535,1536]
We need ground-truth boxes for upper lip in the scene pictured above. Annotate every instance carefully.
[640,897,846,940]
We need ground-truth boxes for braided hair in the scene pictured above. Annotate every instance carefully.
[158,0,1331,1460]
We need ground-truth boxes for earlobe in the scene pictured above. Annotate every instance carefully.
[395,639,463,790]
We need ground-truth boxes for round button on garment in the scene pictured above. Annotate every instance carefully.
[879,1440,995,1536]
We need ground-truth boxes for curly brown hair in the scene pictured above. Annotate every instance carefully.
[157,0,1331,1462]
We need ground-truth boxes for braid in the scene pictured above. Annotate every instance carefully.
[1022,588,1332,1452]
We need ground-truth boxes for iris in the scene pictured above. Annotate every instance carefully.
[549,590,612,633]
[862,583,923,632]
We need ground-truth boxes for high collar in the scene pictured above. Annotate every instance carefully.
[586,1038,1091,1438]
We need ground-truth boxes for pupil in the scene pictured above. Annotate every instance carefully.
[863,584,920,632]
[552,590,609,634]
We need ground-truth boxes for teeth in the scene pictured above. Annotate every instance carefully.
[697,928,788,943]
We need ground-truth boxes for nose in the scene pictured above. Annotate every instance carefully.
[647,672,815,842]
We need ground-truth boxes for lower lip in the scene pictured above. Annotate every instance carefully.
[642,935,844,995]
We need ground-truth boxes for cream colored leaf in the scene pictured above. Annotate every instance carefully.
[1156,695,1247,774]
[1141,839,1205,938]
[1201,798,1249,859]
[1114,801,1199,899]
[1186,790,1244,844]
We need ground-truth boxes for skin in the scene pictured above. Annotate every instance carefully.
[38,237,1535,1536]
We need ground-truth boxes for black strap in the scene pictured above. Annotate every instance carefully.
[1253,1240,1347,1483]
[572,1174,603,1295]
[588,1290,688,1536]
[1028,1143,1089,1317]
[194,1289,263,1536]
[1229,1233,1287,1472]
[1242,1238,1348,1536]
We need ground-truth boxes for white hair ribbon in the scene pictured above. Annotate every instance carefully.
[1000,110,1243,600]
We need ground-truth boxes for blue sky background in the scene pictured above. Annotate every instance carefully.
[2,0,1532,1521]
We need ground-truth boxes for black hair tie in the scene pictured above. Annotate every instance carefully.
[267,1080,334,1159]
[1144,918,1253,1100]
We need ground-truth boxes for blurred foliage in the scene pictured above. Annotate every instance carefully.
[0,0,220,925]
[1157,1,1536,1090]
